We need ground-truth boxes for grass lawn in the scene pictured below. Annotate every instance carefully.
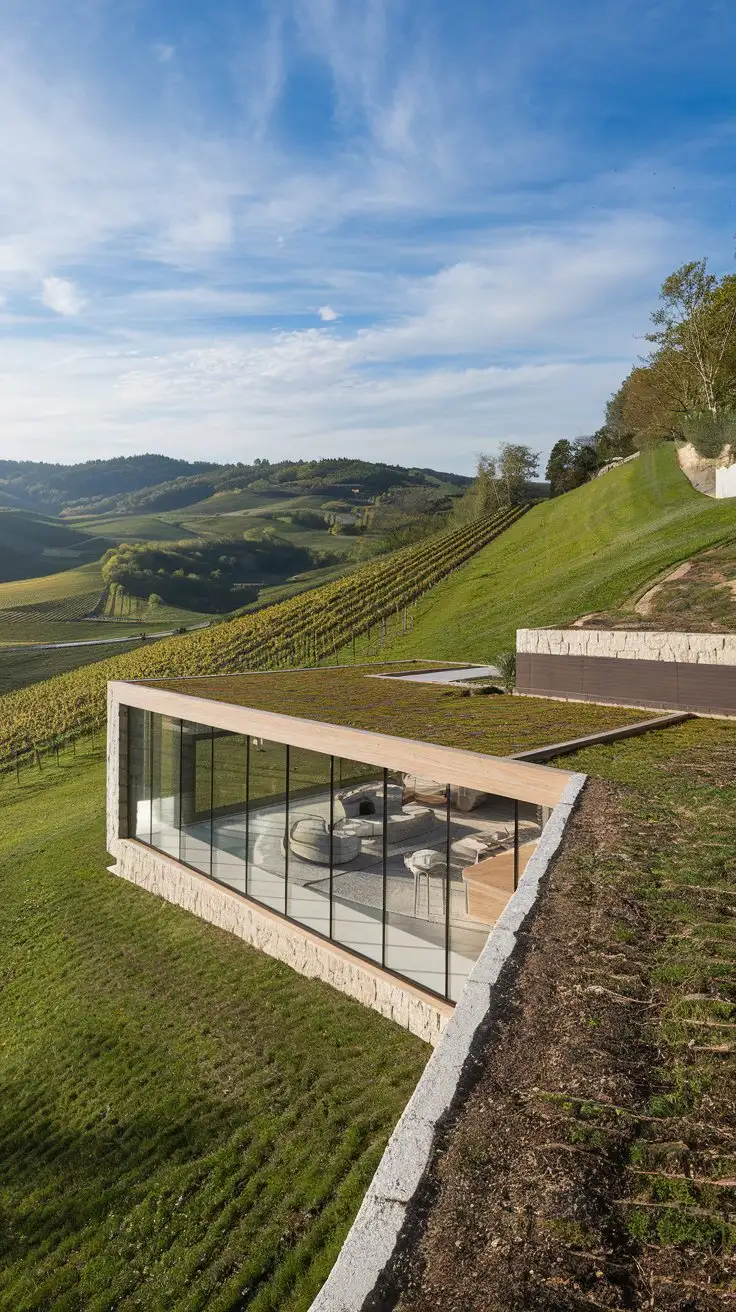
[391,713,736,1306]
[0,743,428,1311]
[370,444,736,664]
[142,665,657,755]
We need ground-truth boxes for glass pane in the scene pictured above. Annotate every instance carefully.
[211,731,248,894]
[179,722,213,876]
[127,707,151,843]
[247,736,288,913]
[448,790,542,1001]
[330,757,386,964]
[384,769,447,996]
[285,746,333,934]
[150,714,181,859]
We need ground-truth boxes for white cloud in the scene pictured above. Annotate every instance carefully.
[0,0,729,474]
[40,276,86,316]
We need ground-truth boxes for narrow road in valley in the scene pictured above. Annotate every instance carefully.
[0,622,211,653]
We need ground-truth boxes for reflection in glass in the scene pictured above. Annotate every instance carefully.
[179,722,213,875]
[151,714,181,858]
[246,736,288,913]
[211,731,248,893]
[285,746,333,934]
[128,707,152,843]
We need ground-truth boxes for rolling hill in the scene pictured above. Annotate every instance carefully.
[0,510,112,584]
[370,443,736,663]
[5,444,736,762]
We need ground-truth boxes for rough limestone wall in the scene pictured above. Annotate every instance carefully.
[676,440,736,497]
[517,628,736,666]
[111,840,449,1046]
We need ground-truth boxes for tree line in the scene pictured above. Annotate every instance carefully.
[545,257,736,497]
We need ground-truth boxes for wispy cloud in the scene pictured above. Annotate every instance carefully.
[0,0,733,465]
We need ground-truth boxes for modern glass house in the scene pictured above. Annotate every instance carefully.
[107,675,574,1040]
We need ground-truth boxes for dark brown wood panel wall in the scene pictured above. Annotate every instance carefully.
[517,652,736,716]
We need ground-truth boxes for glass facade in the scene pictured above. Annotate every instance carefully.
[126,708,544,1002]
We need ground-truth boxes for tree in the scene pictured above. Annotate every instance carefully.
[570,437,598,485]
[496,442,541,502]
[546,440,574,496]
[453,444,540,521]
[609,358,682,446]
[647,259,736,417]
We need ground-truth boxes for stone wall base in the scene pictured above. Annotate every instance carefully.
[110,839,451,1046]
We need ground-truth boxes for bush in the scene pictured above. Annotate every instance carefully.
[680,409,736,459]
[494,650,516,693]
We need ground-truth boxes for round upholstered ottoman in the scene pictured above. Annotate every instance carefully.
[288,816,361,865]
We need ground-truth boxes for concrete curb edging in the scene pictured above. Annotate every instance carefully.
[308,770,587,1312]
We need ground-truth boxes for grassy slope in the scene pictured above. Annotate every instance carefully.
[0,560,104,610]
[374,445,736,663]
[0,745,427,1311]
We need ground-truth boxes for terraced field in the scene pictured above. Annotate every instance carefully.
[0,741,427,1310]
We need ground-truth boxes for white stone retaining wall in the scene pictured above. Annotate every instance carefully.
[517,627,736,666]
[110,839,450,1047]
[308,771,587,1312]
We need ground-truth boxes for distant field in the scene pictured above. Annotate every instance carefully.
[0,560,103,611]
[0,744,427,1309]
[231,560,362,615]
[65,513,201,543]
[0,638,160,695]
[178,489,329,516]
[0,561,212,647]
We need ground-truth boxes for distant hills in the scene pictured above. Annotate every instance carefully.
[0,455,471,518]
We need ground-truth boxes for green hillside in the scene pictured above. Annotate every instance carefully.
[0,510,110,584]
[373,445,736,663]
[0,744,426,1309]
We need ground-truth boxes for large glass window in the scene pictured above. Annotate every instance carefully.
[211,731,248,893]
[151,714,181,859]
[330,757,386,965]
[384,769,448,996]
[127,707,152,843]
[285,746,333,935]
[179,722,213,876]
[247,736,288,913]
[128,708,540,1002]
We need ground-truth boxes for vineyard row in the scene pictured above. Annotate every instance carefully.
[0,506,527,769]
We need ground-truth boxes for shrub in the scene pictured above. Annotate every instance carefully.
[494,649,516,692]
[680,409,736,459]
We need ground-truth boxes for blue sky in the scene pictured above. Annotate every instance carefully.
[0,0,735,473]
